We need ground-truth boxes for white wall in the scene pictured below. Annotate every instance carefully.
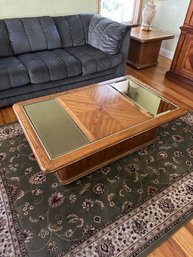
[0,0,98,19]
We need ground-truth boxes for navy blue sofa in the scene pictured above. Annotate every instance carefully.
[0,14,131,107]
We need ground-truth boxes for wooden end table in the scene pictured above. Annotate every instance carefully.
[127,27,174,69]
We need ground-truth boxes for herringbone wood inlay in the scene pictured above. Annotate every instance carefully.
[58,85,151,141]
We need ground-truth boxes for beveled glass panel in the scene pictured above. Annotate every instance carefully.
[110,78,178,116]
[23,99,90,159]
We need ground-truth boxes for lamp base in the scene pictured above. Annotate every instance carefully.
[140,25,152,31]
[141,0,156,32]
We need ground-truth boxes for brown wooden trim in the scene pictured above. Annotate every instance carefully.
[181,25,193,33]
[165,1,193,92]
[56,97,96,142]
[184,0,193,25]
[165,71,193,92]
[98,0,143,23]
[133,0,143,24]
[98,0,101,14]
[168,32,186,71]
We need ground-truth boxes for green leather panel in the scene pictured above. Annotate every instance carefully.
[23,99,90,159]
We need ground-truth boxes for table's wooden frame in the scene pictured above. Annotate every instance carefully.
[13,76,187,184]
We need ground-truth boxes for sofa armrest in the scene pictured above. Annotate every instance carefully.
[115,29,131,77]
[88,14,131,55]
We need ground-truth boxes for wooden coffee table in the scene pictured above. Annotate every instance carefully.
[13,76,187,184]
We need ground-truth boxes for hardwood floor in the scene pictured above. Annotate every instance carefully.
[0,106,16,125]
[0,56,193,256]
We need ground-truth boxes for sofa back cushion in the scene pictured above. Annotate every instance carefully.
[88,15,128,55]
[0,20,13,57]
[54,14,93,47]
[5,16,62,54]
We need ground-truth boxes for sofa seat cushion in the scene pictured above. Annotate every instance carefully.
[0,57,29,91]
[65,44,122,75]
[18,49,82,84]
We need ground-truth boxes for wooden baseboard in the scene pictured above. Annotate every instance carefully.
[159,48,174,60]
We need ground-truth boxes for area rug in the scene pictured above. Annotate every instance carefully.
[0,112,193,257]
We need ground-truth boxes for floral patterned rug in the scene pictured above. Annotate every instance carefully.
[0,112,193,257]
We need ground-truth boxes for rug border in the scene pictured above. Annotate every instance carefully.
[137,210,193,257]
[0,173,29,257]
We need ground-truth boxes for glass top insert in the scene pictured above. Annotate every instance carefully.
[23,99,90,160]
[110,78,177,116]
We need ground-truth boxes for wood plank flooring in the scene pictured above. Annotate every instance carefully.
[0,56,193,256]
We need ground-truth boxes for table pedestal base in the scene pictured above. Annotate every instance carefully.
[127,39,162,69]
[57,129,156,184]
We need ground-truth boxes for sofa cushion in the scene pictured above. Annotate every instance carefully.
[18,49,82,84]
[0,20,13,57]
[65,44,122,75]
[0,57,29,91]
[5,17,62,55]
[54,14,93,47]
[88,15,128,55]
